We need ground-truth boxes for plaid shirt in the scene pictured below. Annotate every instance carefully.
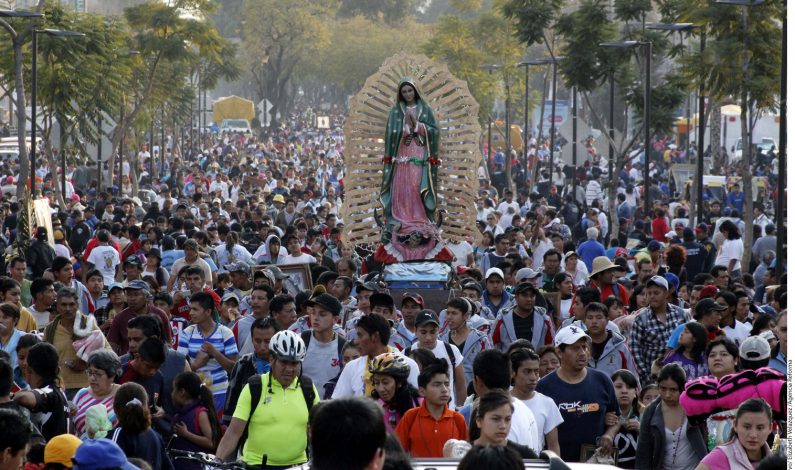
[628,304,689,385]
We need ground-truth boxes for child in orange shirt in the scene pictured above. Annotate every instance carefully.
[394,357,468,457]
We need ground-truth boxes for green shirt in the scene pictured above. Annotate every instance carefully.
[232,373,319,466]
[20,278,32,308]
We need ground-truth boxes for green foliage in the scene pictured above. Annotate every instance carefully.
[304,16,430,94]
[501,0,563,47]
[554,0,618,91]
[677,0,782,113]
[422,7,528,124]
[613,0,652,23]
[338,0,417,23]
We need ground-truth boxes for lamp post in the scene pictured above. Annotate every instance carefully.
[523,57,563,194]
[601,40,652,216]
[517,61,531,190]
[31,28,85,198]
[483,64,501,171]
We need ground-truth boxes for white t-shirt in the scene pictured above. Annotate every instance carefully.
[302,334,342,392]
[86,245,120,285]
[509,397,543,454]
[332,352,420,399]
[714,238,744,270]
[520,392,564,445]
[278,253,317,265]
[723,320,751,347]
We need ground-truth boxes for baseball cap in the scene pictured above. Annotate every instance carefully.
[306,293,343,316]
[107,282,125,293]
[514,282,539,295]
[356,281,379,292]
[698,285,719,300]
[460,280,483,295]
[759,330,777,343]
[221,292,240,304]
[564,251,579,261]
[402,292,425,307]
[663,272,680,291]
[124,280,151,294]
[515,268,542,284]
[414,310,440,328]
[694,298,728,317]
[647,240,663,252]
[485,267,504,280]
[674,222,685,229]
[273,194,285,203]
[554,325,592,347]
[71,438,139,470]
[665,230,678,240]
[765,224,776,234]
[695,223,709,233]
[455,265,471,275]
[739,335,771,361]
[254,268,276,287]
[45,434,82,468]
[224,261,251,275]
[123,256,142,267]
[645,275,669,290]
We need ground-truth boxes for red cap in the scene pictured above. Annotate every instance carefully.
[402,292,424,307]
[456,265,471,275]
[699,285,719,300]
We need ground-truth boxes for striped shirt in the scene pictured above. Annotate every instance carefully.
[72,387,118,439]
[178,323,238,405]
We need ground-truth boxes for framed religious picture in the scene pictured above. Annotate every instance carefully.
[580,444,618,465]
[278,263,313,297]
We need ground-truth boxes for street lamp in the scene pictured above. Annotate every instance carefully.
[31,28,85,198]
[482,64,501,167]
[523,57,563,190]
[601,40,652,217]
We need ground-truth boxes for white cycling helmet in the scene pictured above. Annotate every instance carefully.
[269,330,306,362]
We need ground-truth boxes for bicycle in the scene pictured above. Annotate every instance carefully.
[168,449,256,470]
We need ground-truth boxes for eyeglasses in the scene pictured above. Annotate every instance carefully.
[85,370,106,379]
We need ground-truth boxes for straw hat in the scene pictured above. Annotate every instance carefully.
[590,256,619,277]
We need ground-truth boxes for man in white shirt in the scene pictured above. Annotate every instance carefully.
[85,229,120,285]
[497,190,521,215]
[301,294,346,391]
[278,234,317,265]
[332,314,420,398]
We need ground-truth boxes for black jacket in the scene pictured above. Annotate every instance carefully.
[635,396,708,470]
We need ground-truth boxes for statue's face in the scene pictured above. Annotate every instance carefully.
[400,84,416,104]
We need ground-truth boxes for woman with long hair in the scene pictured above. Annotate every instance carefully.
[170,371,223,466]
[696,398,774,470]
[611,369,643,469]
[636,364,708,470]
[112,382,173,470]
[550,272,575,325]
[369,352,421,432]
[661,322,710,380]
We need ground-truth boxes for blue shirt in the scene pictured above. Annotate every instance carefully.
[577,240,607,272]
[726,191,744,213]
[161,249,184,273]
[0,329,23,370]
[536,368,620,462]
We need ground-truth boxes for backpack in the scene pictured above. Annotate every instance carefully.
[239,373,316,454]
[300,330,346,359]
[404,341,458,369]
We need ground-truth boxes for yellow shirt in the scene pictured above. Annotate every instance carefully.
[232,373,319,466]
[17,307,38,333]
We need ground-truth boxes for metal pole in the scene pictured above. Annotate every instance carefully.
[572,86,578,197]
[608,75,615,236]
[97,114,102,189]
[118,100,124,192]
[61,144,65,198]
[30,30,37,196]
[506,81,512,194]
[696,32,706,224]
[643,42,652,217]
[160,107,165,176]
[548,60,557,183]
[523,64,529,190]
[775,6,785,279]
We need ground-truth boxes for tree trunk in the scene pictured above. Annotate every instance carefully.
[740,98,753,271]
[709,99,722,174]
[14,39,29,201]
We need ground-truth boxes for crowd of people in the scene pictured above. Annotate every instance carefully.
[0,106,787,470]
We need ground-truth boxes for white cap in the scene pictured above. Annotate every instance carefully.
[515,267,542,283]
[665,230,678,239]
[554,325,592,347]
[485,267,504,280]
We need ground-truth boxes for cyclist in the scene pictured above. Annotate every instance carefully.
[215,330,318,469]
[369,352,421,432]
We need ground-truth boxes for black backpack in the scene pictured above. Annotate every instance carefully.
[300,330,347,359]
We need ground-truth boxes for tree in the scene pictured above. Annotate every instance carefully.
[241,0,336,129]
[674,0,782,270]
[338,0,417,23]
[106,0,239,185]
